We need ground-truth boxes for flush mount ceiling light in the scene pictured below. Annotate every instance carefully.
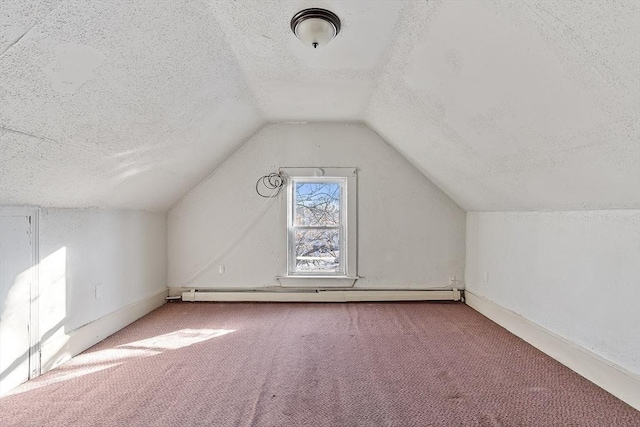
[290,8,341,49]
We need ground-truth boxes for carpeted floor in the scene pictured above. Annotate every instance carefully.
[0,302,638,426]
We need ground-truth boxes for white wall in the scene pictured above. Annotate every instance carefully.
[168,122,465,290]
[38,208,166,370]
[466,210,640,375]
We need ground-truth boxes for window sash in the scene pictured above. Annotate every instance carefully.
[288,226,344,275]
[288,177,346,276]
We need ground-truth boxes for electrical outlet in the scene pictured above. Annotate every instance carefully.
[484,272,489,282]
[449,276,456,286]
[218,265,225,274]
[95,284,103,299]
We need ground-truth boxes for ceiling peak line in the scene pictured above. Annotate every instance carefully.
[361,0,444,120]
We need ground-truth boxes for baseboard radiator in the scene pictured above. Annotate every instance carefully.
[181,289,461,303]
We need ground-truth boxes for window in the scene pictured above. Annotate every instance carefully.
[282,168,357,279]
[289,179,345,275]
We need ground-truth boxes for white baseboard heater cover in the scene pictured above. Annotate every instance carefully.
[181,289,461,303]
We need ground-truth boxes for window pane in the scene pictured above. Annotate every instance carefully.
[295,182,341,226]
[294,229,340,272]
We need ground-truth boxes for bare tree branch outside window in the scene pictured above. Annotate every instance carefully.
[294,182,341,272]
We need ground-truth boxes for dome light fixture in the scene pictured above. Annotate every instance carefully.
[290,8,341,49]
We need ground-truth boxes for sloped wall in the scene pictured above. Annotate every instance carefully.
[466,210,640,375]
[168,123,465,290]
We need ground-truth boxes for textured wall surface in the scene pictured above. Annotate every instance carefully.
[39,208,166,333]
[2,0,637,211]
[168,123,465,289]
[465,210,640,375]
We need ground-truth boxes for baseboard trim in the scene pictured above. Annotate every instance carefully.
[40,289,168,374]
[465,290,640,410]
[182,289,461,302]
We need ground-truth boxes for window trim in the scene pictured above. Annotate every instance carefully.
[279,167,357,281]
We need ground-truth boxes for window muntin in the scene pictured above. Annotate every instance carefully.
[288,178,346,275]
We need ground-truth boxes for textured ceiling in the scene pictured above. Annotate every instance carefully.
[0,0,264,211]
[365,0,640,211]
[1,0,638,211]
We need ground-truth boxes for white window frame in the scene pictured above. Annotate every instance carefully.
[288,176,346,276]
[279,167,357,283]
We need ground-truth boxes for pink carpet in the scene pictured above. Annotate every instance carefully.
[1,302,638,426]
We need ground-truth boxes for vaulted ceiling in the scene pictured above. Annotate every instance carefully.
[1,0,638,211]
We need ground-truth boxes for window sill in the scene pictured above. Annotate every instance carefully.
[276,276,359,288]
